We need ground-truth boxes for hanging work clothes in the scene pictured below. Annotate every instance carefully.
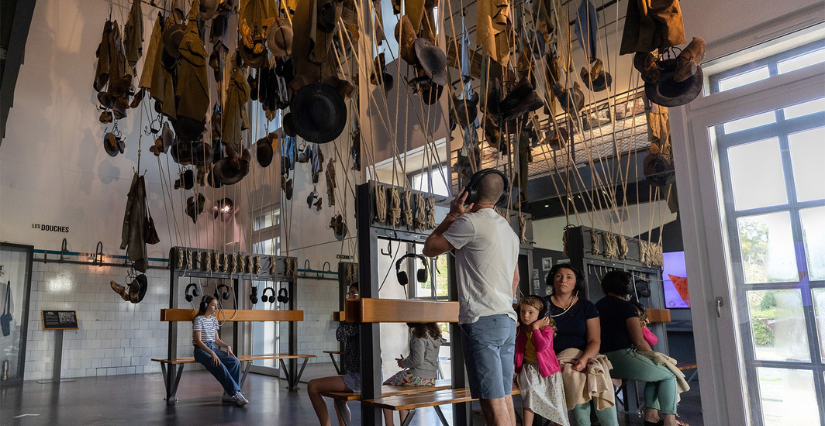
[620,0,686,55]
[139,16,163,89]
[123,0,144,71]
[222,57,251,153]
[311,143,324,184]
[120,173,148,273]
[477,0,511,67]
[175,0,210,141]
[326,158,336,206]
[573,0,599,62]
[281,135,296,173]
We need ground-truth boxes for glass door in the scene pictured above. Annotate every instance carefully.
[0,243,33,385]
[713,97,825,426]
[250,208,281,375]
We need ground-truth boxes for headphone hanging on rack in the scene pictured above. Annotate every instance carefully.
[261,287,276,304]
[277,287,290,304]
[184,283,201,302]
[249,286,259,304]
[395,253,429,286]
[215,283,231,300]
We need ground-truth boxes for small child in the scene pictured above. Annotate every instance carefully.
[382,322,446,426]
[631,301,658,346]
[515,296,569,426]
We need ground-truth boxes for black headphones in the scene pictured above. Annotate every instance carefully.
[277,287,290,304]
[184,283,201,302]
[200,295,209,311]
[261,287,276,303]
[215,283,231,300]
[536,296,550,319]
[250,286,259,304]
[395,253,429,286]
[463,168,509,206]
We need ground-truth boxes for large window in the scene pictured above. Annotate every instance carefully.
[715,97,825,426]
[251,207,281,370]
[409,164,450,197]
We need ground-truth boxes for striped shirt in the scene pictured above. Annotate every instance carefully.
[193,315,219,344]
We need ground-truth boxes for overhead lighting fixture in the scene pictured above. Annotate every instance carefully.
[212,198,235,221]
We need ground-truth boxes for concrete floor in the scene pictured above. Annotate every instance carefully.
[0,362,704,426]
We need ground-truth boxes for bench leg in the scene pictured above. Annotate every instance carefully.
[293,358,309,389]
[333,399,352,426]
[434,406,450,426]
[240,360,253,388]
[329,353,342,375]
[160,364,184,406]
[687,369,699,383]
[279,359,292,388]
[400,408,417,426]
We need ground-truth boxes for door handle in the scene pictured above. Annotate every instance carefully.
[716,297,724,318]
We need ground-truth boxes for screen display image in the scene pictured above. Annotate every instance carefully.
[662,251,690,308]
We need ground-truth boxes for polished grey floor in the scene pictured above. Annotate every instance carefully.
[0,363,703,426]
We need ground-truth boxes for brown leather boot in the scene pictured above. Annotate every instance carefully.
[634,52,660,84]
[110,281,130,302]
[674,37,706,83]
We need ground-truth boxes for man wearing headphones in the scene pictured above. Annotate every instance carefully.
[423,169,520,426]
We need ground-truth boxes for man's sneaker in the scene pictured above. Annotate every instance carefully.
[222,392,237,404]
[234,391,249,407]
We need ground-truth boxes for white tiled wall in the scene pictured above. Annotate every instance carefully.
[24,262,191,381]
[279,277,340,361]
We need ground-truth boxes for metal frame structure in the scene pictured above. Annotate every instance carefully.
[163,246,298,405]
[355,181,534,425]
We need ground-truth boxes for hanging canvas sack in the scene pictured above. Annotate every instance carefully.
[1,282,12,337]
[144,204,160,245]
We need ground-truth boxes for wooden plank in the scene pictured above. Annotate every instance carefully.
[333,311,346,322]
[321,380,452,401]
[647,308,671,323]
[676,363,697,370]
[151,353,316,364]
[323,350,342,354]
[364,386,521,411]
[160,309,304,322]
[345,299,460,323]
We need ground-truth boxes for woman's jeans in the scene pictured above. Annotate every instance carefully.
[604,349,679,414]
[194,342,241,395]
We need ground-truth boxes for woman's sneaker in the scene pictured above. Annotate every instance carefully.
[234,391,249,407]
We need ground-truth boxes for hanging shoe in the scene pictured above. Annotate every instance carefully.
[674,37,705,83]
[110,281,130,302]
[634,52,660,84]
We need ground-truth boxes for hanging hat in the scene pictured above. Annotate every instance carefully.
[127,274,148,304]
[171,140,194,164]
[290,83,347,143]
[645,57,703,107]
[329,214,348,239]
[103,132,125,157]
[409,75,443,105]
[185,193,206,223]
[553,82,585,116]
[163,24,186,59]
[256,134,274,167]
[212,148,251,185]
[175,169,195,190]
[212,198,235,220]
[112,97,130,120]
[317,0,344,33]
[643,145,676,187]
[306,190,319,209]
[207,166,223,188]
[192,141,213,166]
[97,91,114,109]
[283,112,297,137]
[369,53,394,92]
[239,19,266,68]
[199,0,220,21]
[414,37,448,86]
[266,17,293,58]
[451,92,479,128]
[580,59,613,92]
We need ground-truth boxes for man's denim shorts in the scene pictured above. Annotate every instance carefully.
[460,314,517,399]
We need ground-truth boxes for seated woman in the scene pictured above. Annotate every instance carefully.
[382,322,446,426]
[596,271,689,426]
[544,263,619,426]
[193,294,248,406]
[308,282,361,426]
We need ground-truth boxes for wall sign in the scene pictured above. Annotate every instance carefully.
[32,224,69,233]
[41,310,78,330]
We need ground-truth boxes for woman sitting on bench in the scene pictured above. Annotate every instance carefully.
[193,295,249,407]
[382,322,446,426]
[308,282,361,426]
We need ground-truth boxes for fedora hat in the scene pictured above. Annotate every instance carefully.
[645,57,703,107]
[580,59,612,92]
[212,147,251,185]
[283,112,297,137]
[317,0,344,34]
[451,91,479,128]
[175,169,195,190]
[192,141,213,166]
[266,17,293,58]
[643,145,675,187]
[414,37,448,86]
[207,166,223,188]
[290,83,347,143]
[185,193,206,223]
[103,132,125,157]
[256,133,275,167]
[171,140,194,164]
[163,24,186,59]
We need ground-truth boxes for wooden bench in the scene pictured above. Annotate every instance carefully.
[157,308,314,403]
[320,380,452,426]
[363,385,522,426]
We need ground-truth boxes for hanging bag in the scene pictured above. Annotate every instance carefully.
[144,203,160,245]
[1,281,12,337]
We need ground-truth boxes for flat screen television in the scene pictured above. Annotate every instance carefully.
[662,251,690,308]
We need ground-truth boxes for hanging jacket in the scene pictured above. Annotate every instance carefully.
[140,16,163,89]
[120,173,148,272]
[222,59,251,153]
[124,0,144,70]
[175,0,210,140]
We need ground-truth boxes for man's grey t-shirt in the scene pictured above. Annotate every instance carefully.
[443,208,519,324]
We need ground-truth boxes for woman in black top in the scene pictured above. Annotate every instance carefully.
[308,283,361,426]
[595,271,686,426]
[546,264,619,426]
